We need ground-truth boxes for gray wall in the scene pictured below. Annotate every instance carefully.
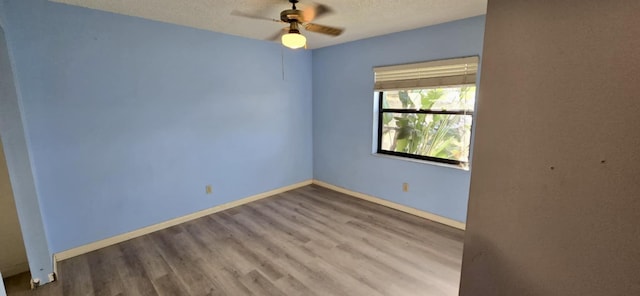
[460,0,640,295]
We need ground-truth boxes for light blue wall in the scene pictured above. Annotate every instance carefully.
[3,0,482,271]
[0,271,5,296]
[0,23,53,282]
[312,16,485,222]
[3,0,312,253]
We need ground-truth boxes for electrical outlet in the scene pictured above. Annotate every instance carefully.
[402,182,409,192]
[205,185,213,194]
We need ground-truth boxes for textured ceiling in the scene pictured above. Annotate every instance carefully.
[49,0,487,49]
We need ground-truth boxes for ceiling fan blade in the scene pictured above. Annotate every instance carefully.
[231,10,282,23]
[304,23,344,36]
[302,3,333,22]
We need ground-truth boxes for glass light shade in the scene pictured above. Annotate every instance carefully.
[281,33,306,49]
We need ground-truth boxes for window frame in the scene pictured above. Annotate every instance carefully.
[376,88,475,167]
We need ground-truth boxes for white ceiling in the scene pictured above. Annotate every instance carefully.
[50,0,487,49]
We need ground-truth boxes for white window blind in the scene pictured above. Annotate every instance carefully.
[374,56,479,91]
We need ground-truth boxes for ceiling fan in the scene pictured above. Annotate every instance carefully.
[232,0,344,49]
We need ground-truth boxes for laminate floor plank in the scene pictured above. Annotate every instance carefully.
[86,248,126,296]
[294,187,464,265]
[301,238,401,295]
[6,185,464,296]
[205,214,341,295]
[211,212,351,295]
[304,187,455,246]
[126,235,174,282]
[346,218,463,274]
[275,192,460,292]
[148,230,222,296]
[112,243,159,296]
[238,270,285,296]
[180,222,256,296]
[217,207,383,296]
[306,185,464,245]
[204,214,289,281]
[256,200,344,246]
[61,255,95,296]
[151,273,190,296]
[193,216,257,276]
[175,223,255,296]
[259,198,441,294]
[272,274,318,296]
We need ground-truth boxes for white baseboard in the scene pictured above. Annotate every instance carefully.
[52,254,58,276]
[312,179,466,230]
[54,180,313,262]
[53,178,463,263]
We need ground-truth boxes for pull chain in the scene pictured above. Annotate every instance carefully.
[281,45,285,80]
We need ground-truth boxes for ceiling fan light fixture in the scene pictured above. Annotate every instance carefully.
[282,32,306,49]
[232,0,343,49]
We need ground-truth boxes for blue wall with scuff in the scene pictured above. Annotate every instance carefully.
[312,16,485,222]
[2,0,312,254]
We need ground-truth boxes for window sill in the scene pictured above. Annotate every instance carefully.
[371,153,470,171]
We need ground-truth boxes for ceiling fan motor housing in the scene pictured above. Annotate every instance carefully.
[280,9,303,23]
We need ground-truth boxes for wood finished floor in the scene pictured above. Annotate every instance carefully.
[4,185,464,296]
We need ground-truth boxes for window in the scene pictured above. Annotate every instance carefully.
[374,57,478,167]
